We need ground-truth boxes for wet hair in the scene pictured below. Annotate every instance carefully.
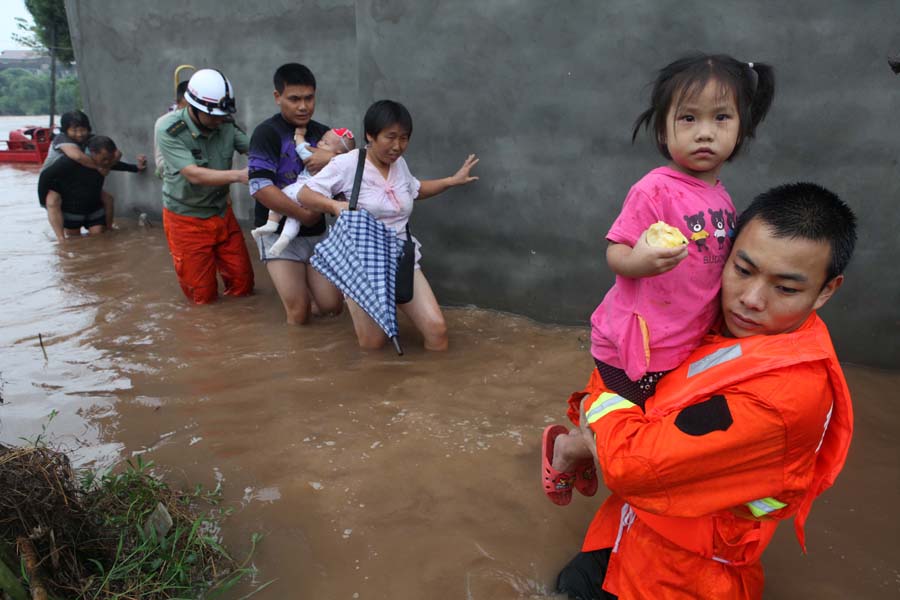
[633,53,775,161]
[176,80,189,102]
[364,100,413,140]
[60,110,91,133]
[735,182,857,283]
[86,135,117,155]
[273,63,316,93]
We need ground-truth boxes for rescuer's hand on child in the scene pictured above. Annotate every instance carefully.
[303,146,335,175]
[552,427,596,473]
[578,396,600,464]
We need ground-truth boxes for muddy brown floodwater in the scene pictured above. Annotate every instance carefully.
[1,117,897,599]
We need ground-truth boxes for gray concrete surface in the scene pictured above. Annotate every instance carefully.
[64,0,358,221]
[65,0,900,369]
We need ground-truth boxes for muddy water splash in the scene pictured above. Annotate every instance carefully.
[1,121,897,598]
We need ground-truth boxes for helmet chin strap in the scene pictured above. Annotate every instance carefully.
[188,104,217,133]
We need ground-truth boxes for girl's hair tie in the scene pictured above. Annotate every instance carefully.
[746,62,759,94]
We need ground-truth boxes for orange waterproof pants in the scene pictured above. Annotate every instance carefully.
[162,207,254,304]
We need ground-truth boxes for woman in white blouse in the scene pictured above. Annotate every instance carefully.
[300,100,478,351]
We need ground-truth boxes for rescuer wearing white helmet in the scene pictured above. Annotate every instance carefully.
[184,68,237,117]
[155,68,254,304]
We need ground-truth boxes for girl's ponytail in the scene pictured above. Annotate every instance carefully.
[631,107,654,144]
[747,62,775,137]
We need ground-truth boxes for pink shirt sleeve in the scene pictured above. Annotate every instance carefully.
[606,186,665,246]
[305,151,355,198]
[398,159,421,199]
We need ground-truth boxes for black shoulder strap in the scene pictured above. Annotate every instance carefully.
[165,117,197,155]
[224,116,245,134]
[349,148,366,211]
[165,119,188,137]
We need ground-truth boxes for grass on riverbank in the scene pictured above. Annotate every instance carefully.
[0,440,267,599]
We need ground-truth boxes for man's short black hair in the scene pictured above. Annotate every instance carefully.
[735,182,857,282]
[176,80,189,102]
[60,110,91,132]
[86,135,117,155]
[273,63,316,93]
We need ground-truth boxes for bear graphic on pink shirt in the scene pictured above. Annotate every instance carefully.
[683,211,709,252]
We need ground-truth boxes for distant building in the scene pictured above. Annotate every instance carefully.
[1,50,43,60]
[0,49,75,75]
[0,49,48,71]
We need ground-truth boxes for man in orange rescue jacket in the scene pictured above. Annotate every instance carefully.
[554,182,857,599]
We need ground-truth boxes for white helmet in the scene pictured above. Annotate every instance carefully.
[184,69,236,116]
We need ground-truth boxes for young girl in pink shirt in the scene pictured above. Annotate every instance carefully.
[543,53,775,505]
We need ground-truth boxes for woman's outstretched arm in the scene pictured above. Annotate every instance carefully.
[416,154,479,200]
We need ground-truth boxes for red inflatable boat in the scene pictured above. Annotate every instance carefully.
[0,126,54,164]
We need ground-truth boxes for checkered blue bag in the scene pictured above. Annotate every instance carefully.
[311,208,403,339]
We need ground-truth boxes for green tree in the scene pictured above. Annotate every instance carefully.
[13,0,75,126]
[0,69,80,116]
[13,0,74,64]
[55,75,81,112]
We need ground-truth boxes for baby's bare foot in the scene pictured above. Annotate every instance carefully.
[551,429,592,473]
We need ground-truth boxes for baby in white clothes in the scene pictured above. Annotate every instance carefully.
[251,126,355,256]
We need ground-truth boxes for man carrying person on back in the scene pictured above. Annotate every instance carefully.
[39,135,142,240]
[156,68,253,305]
[553,183,857,599]
[248,63,343,324]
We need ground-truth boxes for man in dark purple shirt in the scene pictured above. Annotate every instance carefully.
[248,63,342,324]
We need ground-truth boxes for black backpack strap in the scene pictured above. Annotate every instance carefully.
[349,148,366,211]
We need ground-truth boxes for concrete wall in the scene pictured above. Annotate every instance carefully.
[65,0,900,369]
[64,0,358,221]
